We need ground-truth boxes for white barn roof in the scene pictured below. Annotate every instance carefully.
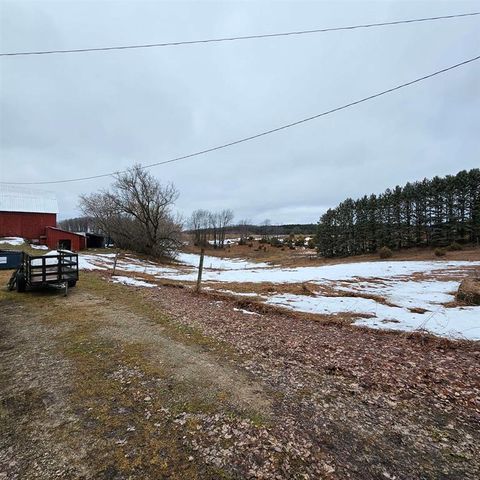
[0,185,59,214]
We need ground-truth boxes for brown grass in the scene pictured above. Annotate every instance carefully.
[456,277,480,305]
[199,279,397,308]
[183,241,480,268]
[198,287,374,325]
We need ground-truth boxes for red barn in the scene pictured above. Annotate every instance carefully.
[0,185,86,251]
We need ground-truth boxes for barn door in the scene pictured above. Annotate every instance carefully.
[58,239,72,250]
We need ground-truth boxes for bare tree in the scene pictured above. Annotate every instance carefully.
[189,209,210,246]
[58,216,98,233]
[209,212,219,248]
[79,191,120,242]
[188,209,234,249]
[238,218,251,243]
[261,218,271,241]
[218,209,234,248]
[80,165,182,259]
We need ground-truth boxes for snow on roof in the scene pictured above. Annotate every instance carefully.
[0,185,59,214]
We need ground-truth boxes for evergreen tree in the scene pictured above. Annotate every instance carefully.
[316,169,480,257]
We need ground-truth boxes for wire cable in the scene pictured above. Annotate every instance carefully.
[1,12,479,57]
[3,53,479,185]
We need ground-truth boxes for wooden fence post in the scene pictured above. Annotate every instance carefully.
[196,248,205,293]
[112,250,119,277]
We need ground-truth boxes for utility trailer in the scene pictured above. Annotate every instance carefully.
[7,250,79,295]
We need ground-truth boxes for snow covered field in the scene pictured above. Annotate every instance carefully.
[78,251,480,340]
[177,252,271,270]
[164,257,479,284]
[266,287,480,340]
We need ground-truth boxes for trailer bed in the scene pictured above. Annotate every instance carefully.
[8,250,79,293]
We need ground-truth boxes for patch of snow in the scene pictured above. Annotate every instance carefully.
[176,252,271,270]
[294,250,316,256]
[267,293,380,315]
[233,307,261,316]
[206,238,240,246]
[78,255,108,270]
[161,259,480,284]
[336,280,458,311]
[111,276,156,288]
[217,289,262,297]
[31,251,61,266]
[117,262,177,276]
[30,250,78,266]
[78,253,173,274]
[30,244,48,250]
[265,290,480,340]
[354,307,480,341]
[0,237,24,246]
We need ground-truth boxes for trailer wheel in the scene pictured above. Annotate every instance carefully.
[16,273,26,293]
[8,270,17,291]
[67,280,77,288]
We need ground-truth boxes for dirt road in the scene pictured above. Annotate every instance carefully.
[1,271,479,479]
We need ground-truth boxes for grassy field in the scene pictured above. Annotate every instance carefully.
[183,239,480,267]
[1,265,479,479]
[0,270,269,479]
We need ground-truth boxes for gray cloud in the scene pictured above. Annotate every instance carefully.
[1,0,479,225]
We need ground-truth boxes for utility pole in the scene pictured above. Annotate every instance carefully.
[195,248,205,293]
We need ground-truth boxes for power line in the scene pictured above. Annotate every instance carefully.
[3,53,479,185]
[1,12,479,57]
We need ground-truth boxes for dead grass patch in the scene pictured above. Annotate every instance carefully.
[184,242,480,268]
[457,277,480,305]
[198,288,370,326]
[408,307,428,314]
[202,279,397,309]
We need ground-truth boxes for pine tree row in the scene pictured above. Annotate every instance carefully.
[317,169,480,257]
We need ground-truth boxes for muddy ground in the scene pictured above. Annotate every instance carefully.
[1,271,479,479]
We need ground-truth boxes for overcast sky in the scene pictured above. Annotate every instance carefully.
[1,0,479,224]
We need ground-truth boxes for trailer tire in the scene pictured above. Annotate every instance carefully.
[67,280,77,288]
[16,273,26,293]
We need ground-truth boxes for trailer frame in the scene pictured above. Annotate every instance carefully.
[8,250,79,295]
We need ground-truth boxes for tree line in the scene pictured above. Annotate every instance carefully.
[317,169,480,257]
[58,216,99,233]
[189,209,235,248]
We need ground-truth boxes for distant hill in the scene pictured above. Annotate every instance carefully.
[220,223,317,236]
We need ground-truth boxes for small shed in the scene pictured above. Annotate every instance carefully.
[45,227,86,251]
[75,232,105,249]
[85,232,105,248]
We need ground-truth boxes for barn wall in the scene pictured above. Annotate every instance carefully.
[46,228,86,251]
[0,211,57,239]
